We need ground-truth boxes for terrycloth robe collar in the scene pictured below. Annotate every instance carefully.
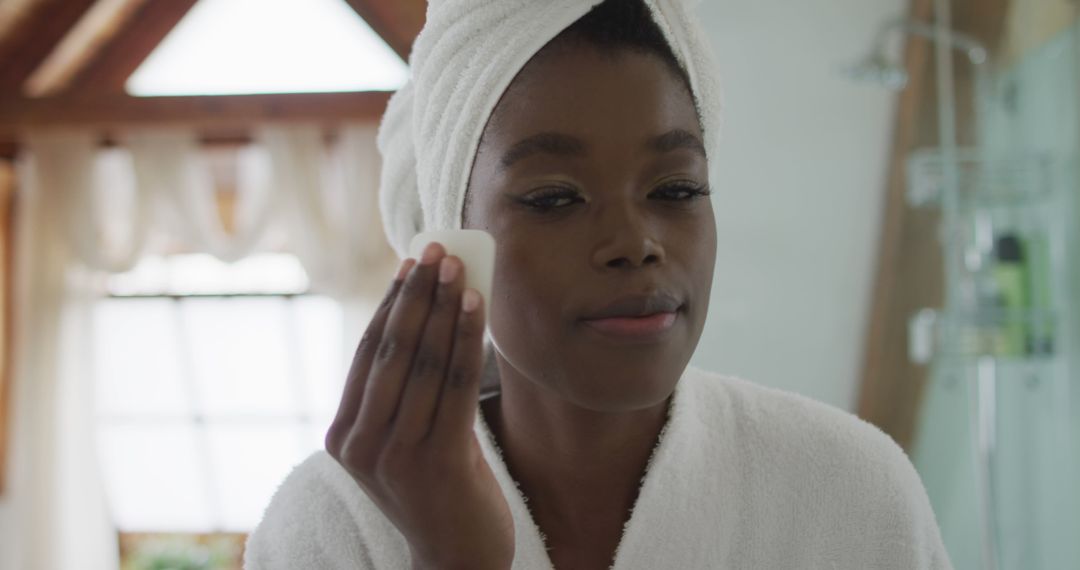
[474,364,733,568]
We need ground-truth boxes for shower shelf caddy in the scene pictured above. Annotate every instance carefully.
[906,148,1063,365]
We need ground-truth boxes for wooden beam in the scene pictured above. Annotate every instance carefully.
[23,0,149,97]
[0,159,14,496]
[63,0,199,93]
[0,130,296,161]
[0,91,390,159]
[856,0,1015,451]
[0,91,390,130]
[0,0,98,90]
[342,0,427,62]
[0,0,42,48]
[953,0,1012,56]
[855,0,937,452]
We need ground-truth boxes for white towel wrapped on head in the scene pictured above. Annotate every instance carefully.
[376,0,723,260]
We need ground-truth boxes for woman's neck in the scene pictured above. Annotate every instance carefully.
[479,370,672,536]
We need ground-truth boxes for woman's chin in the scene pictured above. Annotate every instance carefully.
[559,368,679,413]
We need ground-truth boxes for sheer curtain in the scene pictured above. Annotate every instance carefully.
[1,123,396,569]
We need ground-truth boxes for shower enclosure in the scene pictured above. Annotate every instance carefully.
[901,8,1080,570]
[852,2,1080,568]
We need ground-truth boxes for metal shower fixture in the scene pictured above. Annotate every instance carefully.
[847,18,989,90]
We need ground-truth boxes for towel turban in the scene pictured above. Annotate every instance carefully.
[376,0,723,260]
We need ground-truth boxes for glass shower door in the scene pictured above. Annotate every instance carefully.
[908,18,1080,570]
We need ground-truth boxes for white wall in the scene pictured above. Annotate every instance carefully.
[689,0,905,412]
[0,501,19,570]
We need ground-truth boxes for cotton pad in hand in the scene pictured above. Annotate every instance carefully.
[408,229,496,315]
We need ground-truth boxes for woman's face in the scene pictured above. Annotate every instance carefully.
[463,40,717,412]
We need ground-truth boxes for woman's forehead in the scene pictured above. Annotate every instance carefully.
[481,44,702,153]
[493,129,706,176]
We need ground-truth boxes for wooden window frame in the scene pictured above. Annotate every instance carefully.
[0,160,14,495]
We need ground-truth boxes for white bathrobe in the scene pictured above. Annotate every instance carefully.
[244,365,953,569]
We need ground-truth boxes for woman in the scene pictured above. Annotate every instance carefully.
[245,1,952,568]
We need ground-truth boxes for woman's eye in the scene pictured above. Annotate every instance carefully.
[518,183,709,212]
[520,188,582,210]
[651,183,712,201]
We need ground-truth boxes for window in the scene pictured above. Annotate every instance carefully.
[94,253,364,534]
[126,0,409,96]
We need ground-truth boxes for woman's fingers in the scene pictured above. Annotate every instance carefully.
[389,255,466,445]
[325,258,415,455]
[324,246,513,567]
[432,287,486,444]
[354,243,445,439]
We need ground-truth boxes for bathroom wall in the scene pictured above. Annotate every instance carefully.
[690,0,903,412]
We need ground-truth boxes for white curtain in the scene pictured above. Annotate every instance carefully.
[0,124,396,569]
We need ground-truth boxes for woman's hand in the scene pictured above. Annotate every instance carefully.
[324,243,514,570]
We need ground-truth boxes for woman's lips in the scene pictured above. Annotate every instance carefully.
[582,311,678,338]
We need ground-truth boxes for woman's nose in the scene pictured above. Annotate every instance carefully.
[590,207,666,269]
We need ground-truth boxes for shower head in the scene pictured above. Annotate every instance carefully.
[846,50,910,90]
[846,18,989,90]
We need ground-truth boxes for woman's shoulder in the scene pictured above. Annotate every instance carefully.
[680,366,950,567]
[681,365,935,511]
[682,364,907,467]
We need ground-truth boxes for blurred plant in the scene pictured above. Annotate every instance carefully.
[121,534,242,570]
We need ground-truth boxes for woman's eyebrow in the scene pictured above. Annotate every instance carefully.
[647,129,706,158]
[498,128,705,172]
[499,132,586,171]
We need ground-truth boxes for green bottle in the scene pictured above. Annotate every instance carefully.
[992,234,1030,357]
[1025,233,1055,355]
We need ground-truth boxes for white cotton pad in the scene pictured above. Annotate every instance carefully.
[408,229,496,316]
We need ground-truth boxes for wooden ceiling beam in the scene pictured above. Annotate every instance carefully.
[0,0,42,48]
[62,0,198,94]
[0,91,391,159]
[0,0,98,91]
[0,91,391,131]
[342,0,426,62]
[23,0,148,97]
[0,129,342,161]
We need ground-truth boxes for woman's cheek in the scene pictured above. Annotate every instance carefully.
[492,240,562,320]
[680,206,716,263]
[490,241,533,318]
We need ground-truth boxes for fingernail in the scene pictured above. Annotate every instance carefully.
[396,258,416,280]
[438,257,459,283]
[462,289,480,312]
[421,242,442,265]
